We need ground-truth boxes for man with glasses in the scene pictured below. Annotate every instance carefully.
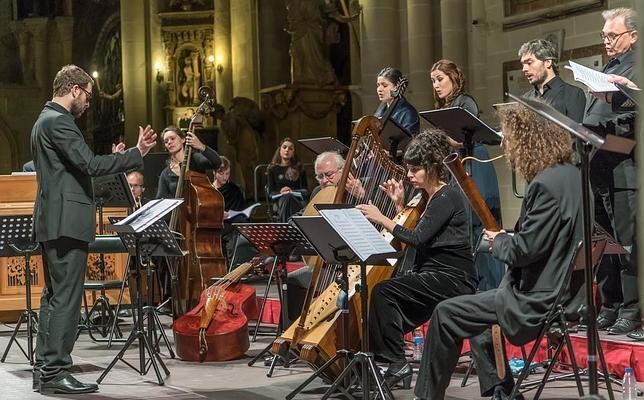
[126,170,147,208]
[31,65,157,394]
[583,7,640,336]
[310,151,345,198]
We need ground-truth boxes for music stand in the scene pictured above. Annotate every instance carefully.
[0,215,39,365]
[85,173,136,341]
[298,137,349,156]
[505,93,636,397]
[233,222,316,377]
[97,199,184,386]
[379,116,413,160]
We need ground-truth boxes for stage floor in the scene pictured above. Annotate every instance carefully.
[0,313,635,400]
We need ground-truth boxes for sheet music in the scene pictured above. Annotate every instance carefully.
[565,60,618,92]
[112,198,183,233]
[319,208,396,262]
[225,202,261,220]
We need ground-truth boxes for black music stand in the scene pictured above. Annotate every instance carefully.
[298,137,349,156]
[505,93,636,398]
[84,173,136,342]
[307,205,400,400]
[97,199,184,386]
[420,107,502,247]
[0,215,39,365]
[233,222,316,377]
[380,116,413,160]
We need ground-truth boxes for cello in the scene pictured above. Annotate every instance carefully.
[168,86,227,318]
[173,260,260,362]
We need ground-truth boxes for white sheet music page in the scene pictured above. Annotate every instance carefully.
[113,198,183,232]
[319,207,396,262]
[565,60,618,92]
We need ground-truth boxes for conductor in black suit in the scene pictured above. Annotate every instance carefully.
[31,64,157,394]
[414,103,583,400]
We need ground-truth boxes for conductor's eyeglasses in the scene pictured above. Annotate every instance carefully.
[600,30,634,43]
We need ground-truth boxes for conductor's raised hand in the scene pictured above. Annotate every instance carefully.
[136,124,157,157]
[185,131,206,152]
[112,142,126,153]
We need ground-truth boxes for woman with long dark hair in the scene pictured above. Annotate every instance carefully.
[374,66,420,136]
[266,137,308,222]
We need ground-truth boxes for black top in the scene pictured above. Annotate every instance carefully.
[267,165,309,198]
[374,96,420,136]
[523,76,586,123]
[156,147,221,199]
[451,93,479,116]
[391,185,475,280]
[218,181,245,211]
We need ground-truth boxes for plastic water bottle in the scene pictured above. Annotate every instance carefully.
[412,328,424,361]
[622,367,637,400]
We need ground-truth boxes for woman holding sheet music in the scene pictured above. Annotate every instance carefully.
[356,129,476,391]
[266,137,308,222]
[431,59,505,291]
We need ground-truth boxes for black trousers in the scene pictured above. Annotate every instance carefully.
[34,237,89,382]
[594,184,639,321]
[415,290,514,400]
[369,270,476,365]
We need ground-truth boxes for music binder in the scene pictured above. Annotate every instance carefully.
[419,107,502,145]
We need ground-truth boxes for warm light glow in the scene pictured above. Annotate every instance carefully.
[154,61,162,72]
[215,53,225,66]
[92,71,99,78]
[207,55,215,64]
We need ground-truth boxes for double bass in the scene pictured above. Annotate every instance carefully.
[168,86,227,318]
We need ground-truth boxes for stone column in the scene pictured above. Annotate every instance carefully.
[230,0,258,100]
[440,0,468,67]
[359,0,400,116]
[120,1,150,144]
[23,18,50,91]
[406,0,434,110]
[215,0,233,107]
[55,16,74,67]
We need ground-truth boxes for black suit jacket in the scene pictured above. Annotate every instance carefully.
[583,50,637,190]
[31,101,143,243]
[491,163,583,345]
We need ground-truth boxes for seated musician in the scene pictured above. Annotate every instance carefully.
[414,104,583,400]
[286,151,345,324]
[266,137,308,222]
[126,170,148,208]
[213,156,257,265]
[156,125,221,199]
[356,129,477,389]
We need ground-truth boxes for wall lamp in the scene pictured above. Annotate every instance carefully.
[155,62,164,83]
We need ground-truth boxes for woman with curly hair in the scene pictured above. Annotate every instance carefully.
[414,104,580,400]
[266,137,308,222]
[357,129,477,390]
[431,59,505,291]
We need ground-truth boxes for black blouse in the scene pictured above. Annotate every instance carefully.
[156,147,221,199]
[392,185,475,279]
[266,165,308,198]
[218,181,245,211]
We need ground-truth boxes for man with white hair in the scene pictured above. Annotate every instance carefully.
[583,7,639,336]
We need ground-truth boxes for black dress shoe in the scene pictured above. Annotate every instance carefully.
[627,327,644,341]
[383,362,413,390]
[39,374,98,395]
[606,318,640,335]
[596,315,617,330]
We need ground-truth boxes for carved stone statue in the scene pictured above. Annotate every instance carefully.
[286,0,337,86]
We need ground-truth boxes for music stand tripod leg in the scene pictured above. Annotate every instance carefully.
[251,256,278,342]
[97,236,169,386]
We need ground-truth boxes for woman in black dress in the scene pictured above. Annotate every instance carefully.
[266,137,308,222]
[356,129,476,389]
[156,125,221,199]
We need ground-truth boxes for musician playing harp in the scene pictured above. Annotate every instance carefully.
[356,129,476,390]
